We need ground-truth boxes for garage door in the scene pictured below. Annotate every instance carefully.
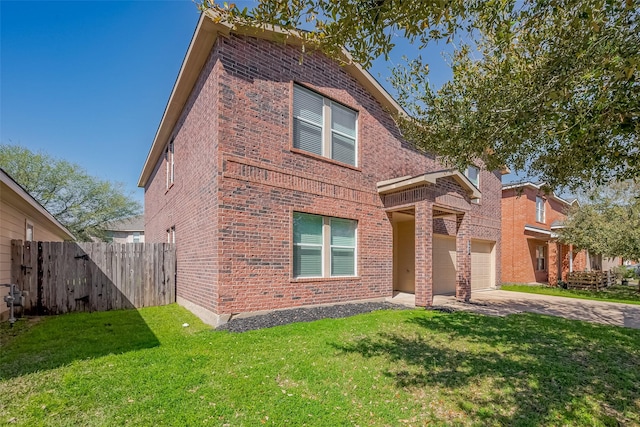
[433,235,457,294]
[471,240,494,290]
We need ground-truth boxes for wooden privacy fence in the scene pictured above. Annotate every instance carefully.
[11,240,176,315]
[566,271,613,290]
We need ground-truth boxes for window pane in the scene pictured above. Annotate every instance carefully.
[331,103,356,137]
[294,246,322,277]
[293,119,323,155]
[331,247,355,276]
[467,166,479,186]
[294,86,323,125]
[294,213,323,245]
[331,218,356,247]
[331,132,356,166]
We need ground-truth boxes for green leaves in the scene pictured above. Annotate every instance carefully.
[0,144,142,241]
[558,180,640,261]
[198,0,639,190]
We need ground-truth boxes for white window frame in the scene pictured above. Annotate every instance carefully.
[293,212,357,278]
[167,226,175,244]
[166,139,175,189]
[465,165,480,204]
[133,232,141,243]
[536,245,546,271]
[466,165,480,188]
[292,84,358,167]
[25,221,34,242]
[536,196,545,223]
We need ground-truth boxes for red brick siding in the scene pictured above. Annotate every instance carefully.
[146,32,503,315]
[501,186,586,284]
[144,48,222,314]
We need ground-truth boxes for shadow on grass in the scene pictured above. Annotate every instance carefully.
[0,308,159,380]
[333,311,640,425]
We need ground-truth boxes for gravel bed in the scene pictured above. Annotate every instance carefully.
[216,302,410,333]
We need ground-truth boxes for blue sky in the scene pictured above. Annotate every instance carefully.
[1,1,514,207]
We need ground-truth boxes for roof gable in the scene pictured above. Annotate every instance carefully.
[138,13,404,188]
[0,168,74,240]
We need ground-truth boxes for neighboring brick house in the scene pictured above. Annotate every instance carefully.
[138,14,504,325]
[501,182,590,284]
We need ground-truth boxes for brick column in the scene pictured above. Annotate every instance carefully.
[455,212,471,302]
[548,242,559,285]
[415,201,433,306]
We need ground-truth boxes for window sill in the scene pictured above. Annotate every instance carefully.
[291,276,361,283]
[290,148,362,172]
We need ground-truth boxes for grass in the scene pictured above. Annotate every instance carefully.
[501,283,640,305]
[1,305,639,426]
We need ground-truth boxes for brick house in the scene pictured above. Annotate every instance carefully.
[501,181,591,284]
[138,14,503,325]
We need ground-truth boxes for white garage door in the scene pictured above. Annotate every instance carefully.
[433,235,457,295]
[471,240,494,290]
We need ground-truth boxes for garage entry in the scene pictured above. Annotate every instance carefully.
[433,234,457,294]
[471,240,495,290]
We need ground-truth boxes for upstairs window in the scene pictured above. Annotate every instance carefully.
[166,139,174,189]
[466,166,479,188]
[293,85,357,166]
[293,212,357,278]
[465,165,480,204]
[536,196,545,223]
[167,226,175,244]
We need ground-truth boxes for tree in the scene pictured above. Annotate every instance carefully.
[558,180,640,262]
[0,144,141,241]
[199,0,639,191]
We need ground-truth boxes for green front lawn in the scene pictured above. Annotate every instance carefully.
[501,284,640,305]
[1,304,639,426]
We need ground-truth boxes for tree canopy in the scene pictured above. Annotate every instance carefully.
[558,180,640,261]
[200,0,639,191]
[0,144,141,241]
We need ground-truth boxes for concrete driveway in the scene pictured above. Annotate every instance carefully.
[432,289,640,329]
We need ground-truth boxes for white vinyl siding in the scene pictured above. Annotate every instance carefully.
[293,85,357,166]
[293,212,357,278]
[536,196,545,223]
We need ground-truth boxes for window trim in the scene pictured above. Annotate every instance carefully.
[25,220,34,242]
[465,165,481,204]
[165,139,175,190]
[292,212,358,279]
[536,196,545,223]
[291,83,359,168]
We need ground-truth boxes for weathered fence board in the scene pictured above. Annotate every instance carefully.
[10,240,176,315]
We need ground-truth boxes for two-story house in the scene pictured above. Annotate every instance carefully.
[501,181,588,284]
[138,13,504,325]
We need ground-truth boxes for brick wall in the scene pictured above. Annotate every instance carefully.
[144,47,222,314]
[501,186,585,284]
[145,31,503,316]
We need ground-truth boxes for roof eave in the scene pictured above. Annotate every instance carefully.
[1,169,75,240]
[138,12,405,188]
[377,169,481,200]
